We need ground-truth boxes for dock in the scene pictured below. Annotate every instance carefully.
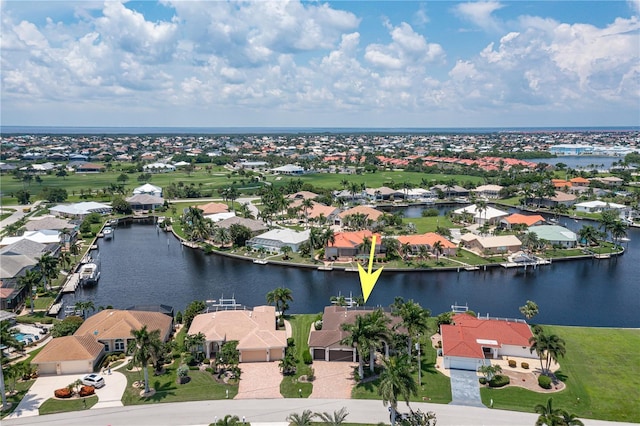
[48,302,62,316]
[61,273,80,293]
[253,259,268,264]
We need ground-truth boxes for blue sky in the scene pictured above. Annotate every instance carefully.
[1,0,639,128]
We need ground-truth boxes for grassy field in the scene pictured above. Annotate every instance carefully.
[39,395,98,415]
[280,314,317,398]
[480,326,640,423]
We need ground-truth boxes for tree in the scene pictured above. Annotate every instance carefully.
[112,195,132,214]
[215,414,241,426]
[391,297,430,357]
[301,198,314,227]
[314,407,349,425]
[378,354,418,426]
[40,187,68,203]
[183,300,206,329]
[51,315,84,337]
[287,410,314,426]
[478,363,502,381]
[340,314,369,379]
[15,189,30,205]
[529,327,567,374]
[610,220,627,247]
[432,240,444,262]
[17,269,41,312]
[229,224,252,247]
[266,287,293,319]
[577,225,600,246]
[363,309,391,373]
[1,320,24,409]
[128,325,163,395]
[534,398,565,426]
[74,300,95,319]
[519,300,539,320]
[185,332,206,361]
[281,245,293,260]
[559,410,585,426]
[117,173,129,183]
[216,341,240,377]
[36,252,59,291]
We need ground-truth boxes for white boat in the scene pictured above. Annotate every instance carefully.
[63,305,83,317]
[103,226,113,240]
[79,262,100,286]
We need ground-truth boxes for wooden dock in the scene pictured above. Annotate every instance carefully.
[61,273,80,293]
[48,302,62,316]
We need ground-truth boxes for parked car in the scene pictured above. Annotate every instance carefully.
[82,373,105,388]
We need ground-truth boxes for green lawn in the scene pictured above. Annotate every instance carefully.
[33,296,55,310]
[480,326,640,423]
[0,379,36,419]
[280,314,316,398]
[39,395,98,415]
[121,362,238,405]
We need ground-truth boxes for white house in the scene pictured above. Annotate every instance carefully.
[473,184,504,199]
[272,164,305,175]
[49,202,112,219]
[247,228,310,253]
[0,230,61,247]
[574,201,630,217]
[133,183,163,197]
[143,163,176,173]
[453,204,509,225]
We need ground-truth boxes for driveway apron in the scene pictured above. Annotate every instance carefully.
[448,369,485,407]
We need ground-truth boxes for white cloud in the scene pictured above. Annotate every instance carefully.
[454,1,505,33]
[364,22,444,69]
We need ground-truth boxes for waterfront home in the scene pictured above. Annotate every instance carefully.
[574,200,630,216]
[289,200,340,223]
[500,213,546,230]
[535,191,577,208]
[0,229,61,248]
[452,204,509,226]
[404,188,438,201]
[31,334,105,375]
[440,313,535,371]
[396,233,457,256]
[308,305,400,362]
[592,176,624,187]
[0,240,53,309]
[431,184,469,199]
[126,194,164,212]
[196,202,229,215]
[324,230,382,260]
[187,305,286,362]
[364,186,404,201]
[527,225,577,248]
[460,234,522,255]
[24,215,75,232]
[133,183,163,197]
[472,184,503,199]
[336,205,384,228]
[215,216,268,235]
[247,228,310,254]
[49,201,112,219]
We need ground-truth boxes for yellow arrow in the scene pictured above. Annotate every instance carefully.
[357,235,383,303]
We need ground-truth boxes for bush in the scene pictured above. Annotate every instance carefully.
[302,349,312,365]
[54,388,72,398]
[538,375,552,389]
[79,385,95,397]
[184,354,196,366]
[202,358,210,365]
[479,377,487,385]
[488,375,510,388]
[287,337,295,347]
[508,359,517,368]
[521,362,529,369]
[314,320,323,330]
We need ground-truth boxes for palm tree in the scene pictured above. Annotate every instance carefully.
[266,287,293,319]
[128,325,163,395]
[215,414,241,426]
[521,231,541,254]
[281,245,293,260]
[18,269,41,313]
[301,198,314,228]
[400,242,412,261]
[185,332,206,361]
[519,300,539,320]
[378,354,418,426]
[598,209,618,242]
[391,297,430,357]
[475,200,488,226]
[534,398,565,426]
[363,309,391,373]
[287,410,314,426]
[559,410,585,426]
[36,252,59,291]
[74,300,95,319]
[529,327,566,374]
[340,314,369,379]
[610,220,627,247]
[314,407,349,425]
[1,320,24,409]
[381,237,400,260]
[432,240,444,262]
[577,225,600,247]
[58,250,72,272]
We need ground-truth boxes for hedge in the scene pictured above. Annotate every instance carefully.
[488,374,510,388]
[538,374,552,389]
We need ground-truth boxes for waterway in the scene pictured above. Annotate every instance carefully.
[63,220,640,328]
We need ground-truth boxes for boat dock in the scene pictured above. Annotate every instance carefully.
[61,273,80,293]
[48,302,62,316]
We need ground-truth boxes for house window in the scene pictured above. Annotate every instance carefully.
[114,339,125,352]
[103,342,110,352]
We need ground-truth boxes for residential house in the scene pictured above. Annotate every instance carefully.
[247,228,310,254]
[337,205,384,227]
[215,216,268,235]
[133,183,163,197]
[24,216,75,232]
[534,191,577,208]
[196,202,229,215]
[396,233,457,256]
[126,194,165,211]
[473,184,503,199]
[286,191,319,201]
[527,225,577,248]
[31,335,105,375]
[440,313,534,370]
[364,186,404,202]
[404,188,437,201]
[452,204,509,226]
[272,164,305,175]
[324,230,382,260]
[74,162,105,173]
[431,184,469,199]
[574,201,630,217]
[500,214,546,230]
[187,306,287,362]
[0,230,61,248]
[49,202,112,219]
[142,162,176,173]
[460,234,522,255]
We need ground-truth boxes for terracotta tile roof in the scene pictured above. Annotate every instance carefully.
[396,233,456,248]
[196,202,229,215]
[570,177,590,185]
[75,309,172,341]
[441,314,533,359]
[32,335,104,363]
[188,306,286,351]
[503,214,546,226]
[328,230,381,249]
[338,206,384,220]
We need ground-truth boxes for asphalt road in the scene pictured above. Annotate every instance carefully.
[2,399,635,426]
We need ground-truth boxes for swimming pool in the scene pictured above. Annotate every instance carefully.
[15,333,38,344]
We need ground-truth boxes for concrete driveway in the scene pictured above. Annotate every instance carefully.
[310,361,357,399]
[449,369,485,407]
[5,371,126,419]
[235,362,283,399]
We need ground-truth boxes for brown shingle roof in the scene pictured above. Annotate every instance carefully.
[32,334,104,363]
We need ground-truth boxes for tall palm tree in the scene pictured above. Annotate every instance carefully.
[266,287,293,319]
[577,225,600,247]
[287,410,314,426]
[534,398,565,426]
[610,220,627,247]
[1,321,24,409]
[400,242,412,261]
[340,314,369,379]
[18,269,41,313]
[378,354,418,426]
[529,327,566,374]
[36,252,59,291]
[301,198,314,228]
[74,300,95,319]
[314,407,349,425]
[128,325,163,395]
[381,237,400,260]
[364,309,391,373]
[391,297,430,357]
[58,250,72,272]
[432,240,444,262]
[559,410,585,426]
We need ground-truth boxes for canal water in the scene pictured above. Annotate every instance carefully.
[63,220,640,328]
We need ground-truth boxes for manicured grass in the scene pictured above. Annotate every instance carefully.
[404,215,457,234]
[121,362,238,405]
[33,296,55,310]
[16,311,56,324]
[280,314,316,398]
[480,326,640,423]
[0,379,36,419]
[39,395,98,415]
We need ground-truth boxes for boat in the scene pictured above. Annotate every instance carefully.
[103,226,113,240]
[63,305,83,317]
[79,262,100,286]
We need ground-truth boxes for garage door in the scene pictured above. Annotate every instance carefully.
[60,360,92,375]
[36,363,56,375]
[447,357,479,371]
[241,350,267,362]
[313,348,325,360]
[329,349,353,361]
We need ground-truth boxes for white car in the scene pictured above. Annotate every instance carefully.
[82,373,105,388]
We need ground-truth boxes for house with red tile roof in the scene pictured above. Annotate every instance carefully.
[325,230,382,260]
[196,202,229,215]
[500,213,546,229]
[396,233,457,256]
[440,313,535,370]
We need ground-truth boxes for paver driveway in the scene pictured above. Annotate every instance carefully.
[310,361,357,399]
[449,369,485,407]
[235,362,283,399]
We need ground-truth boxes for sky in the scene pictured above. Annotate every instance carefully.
[1,0,639,129]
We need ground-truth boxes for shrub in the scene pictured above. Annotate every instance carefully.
[126,361,134,370]
[177,364,189,378]
[79,386,95,397]
[54,388,72,398]
[538,375,552,389]
[479,377,487,385]
[202,358,210,365]
[488,375,510,388]
[287,337,295,347]
[314,320,323,330]
[302,349,312,365]
[521,362,529,369]
[184,354,196,366]
[508,360,517,368]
